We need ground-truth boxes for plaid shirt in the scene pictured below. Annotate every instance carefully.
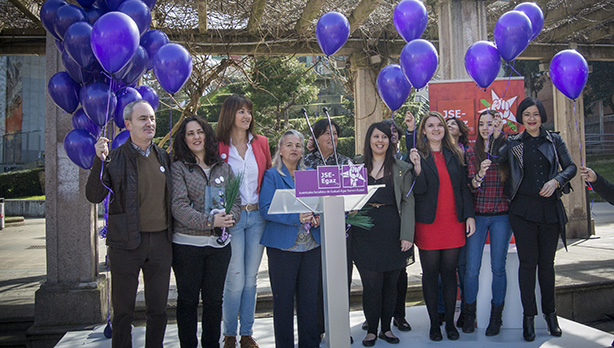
[465,147,509,214]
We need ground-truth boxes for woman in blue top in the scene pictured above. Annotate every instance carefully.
[259,130,321,348]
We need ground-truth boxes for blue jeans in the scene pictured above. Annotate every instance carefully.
[464,214,512,306]
[222,210,266,336]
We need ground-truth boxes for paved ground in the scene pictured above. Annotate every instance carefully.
[1,203,614,331]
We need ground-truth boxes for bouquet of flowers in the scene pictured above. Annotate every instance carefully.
[345,208,374,231]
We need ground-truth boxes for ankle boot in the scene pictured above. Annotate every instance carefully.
[485,301,504,336]
[462,302,476,333]
[544,311,562,337]
[523,315,535,342]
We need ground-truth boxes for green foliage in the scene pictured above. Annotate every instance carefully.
[587,156,614,203]
[0,168,44,198]
[505,60,546,96]
[584,61,614,114]
[234,57,320,132]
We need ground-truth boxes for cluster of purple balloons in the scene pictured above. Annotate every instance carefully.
[465,2,544,89]
[42,0,192,169]
[377,0,437,111]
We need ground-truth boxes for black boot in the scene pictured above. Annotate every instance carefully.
[485,301,504,336]
[523,315,535,342]
[456,300,465,328]
[544,311,562,337]
[462,302,476,333]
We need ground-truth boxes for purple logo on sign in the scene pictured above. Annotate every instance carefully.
[295,163,367,197]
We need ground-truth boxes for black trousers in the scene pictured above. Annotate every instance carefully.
[357,267,401,335]
[268,246,321,348]
[509,214,559,316]
[108,231,172,348]
[393,268,408,319]
[172,243,231,348]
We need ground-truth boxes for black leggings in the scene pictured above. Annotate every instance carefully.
[357,267,401,335]
[419,248,460,328]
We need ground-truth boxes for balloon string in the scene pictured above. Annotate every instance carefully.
[501,60,515,101]
[169,96,173,156]
[573,100,596,215]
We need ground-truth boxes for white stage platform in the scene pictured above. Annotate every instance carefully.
[55,306,613,348]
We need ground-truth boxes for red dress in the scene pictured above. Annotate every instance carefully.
[414,151,466,250]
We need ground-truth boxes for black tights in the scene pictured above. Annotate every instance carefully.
[357,267,401,335]
[419,248,460,328]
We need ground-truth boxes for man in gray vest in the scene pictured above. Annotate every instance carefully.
[86,100,172,348]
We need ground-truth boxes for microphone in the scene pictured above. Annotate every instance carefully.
[322,107,329,113]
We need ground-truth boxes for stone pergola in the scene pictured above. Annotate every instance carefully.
[1,0,613,346]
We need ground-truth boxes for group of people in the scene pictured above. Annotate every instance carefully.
[86,93,589,348]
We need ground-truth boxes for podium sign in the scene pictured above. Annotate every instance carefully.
[295,164,367,197]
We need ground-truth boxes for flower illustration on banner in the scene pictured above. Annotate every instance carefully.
[478,90,518,123]
[341,161,366,187]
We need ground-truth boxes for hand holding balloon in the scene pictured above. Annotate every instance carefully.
[404,111,415,132]
[95,137,110,161]
[409,148,421,175]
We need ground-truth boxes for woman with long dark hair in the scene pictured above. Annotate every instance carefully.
[492,97,576,341]
[462,110,512,336]
[408,111,475,342]
[352,122,414,347]
[216,94,272,348]
[446,117,469,152]
[171,116,241,348]
[259,130,322,348]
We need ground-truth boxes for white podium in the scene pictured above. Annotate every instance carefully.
[476,244,546,329]
[268,185,383,348]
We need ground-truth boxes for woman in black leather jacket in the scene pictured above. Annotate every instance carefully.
[492,97,576,342]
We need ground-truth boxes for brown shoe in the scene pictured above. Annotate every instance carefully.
[223,336,237,348]
[240,336,259,348]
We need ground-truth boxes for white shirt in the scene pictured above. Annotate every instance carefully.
[228,133,259,204]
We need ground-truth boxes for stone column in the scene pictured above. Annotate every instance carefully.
[26,32,107,348]
[437,0,488,80]
[553,87,593,238]
[351,52,382,154]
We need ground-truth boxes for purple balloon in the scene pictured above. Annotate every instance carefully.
[53,4,87,40]
[376,64,411,111]
[549,49,589,100]
[142,0,155,10]
[136,85,158,111]
[116,45,149,85]
[494,10,532,62]
[95,0,110,12]
[514,2,544,41]
[48,71,81,113]
[140,30,169,70]
[153,43,192,94]
[64,22,96,69]
[315,11,350,56]
[393,0,428,43]
[91,12,140,74]
[465,41,501,89]
[62,49,95,84]
[81,82,118,126]
[114,87,142,128]
[400,39,438,90]
[64,129,97,169]
[40,0,67,40]
[72,108,102,138]
[118,0,151,36]
[106,0,126,11]
[77,0,96,8]
[86,5,105,24]
[111,130,131,149]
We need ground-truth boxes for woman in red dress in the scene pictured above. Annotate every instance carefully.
[408,111,475,342]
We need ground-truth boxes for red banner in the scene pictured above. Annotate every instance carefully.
[429,77,525,141]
